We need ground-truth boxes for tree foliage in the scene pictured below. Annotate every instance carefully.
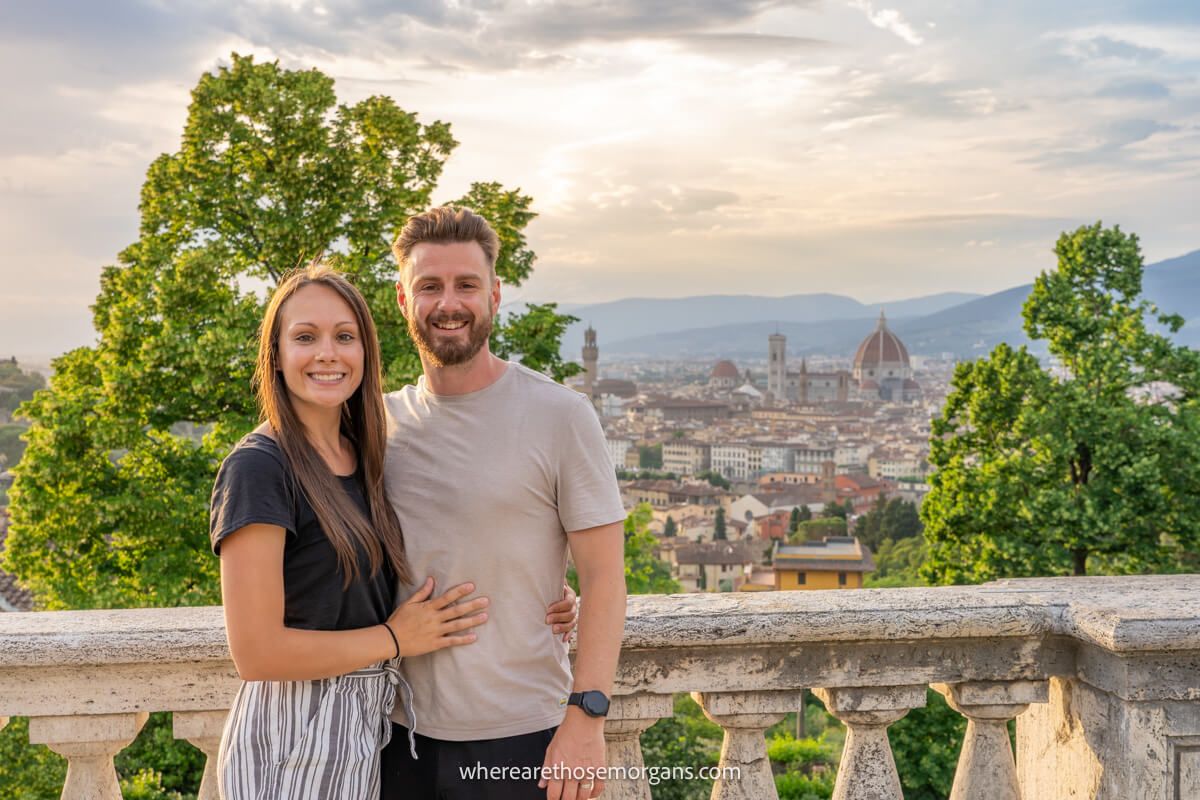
[923,223,1200,583]
[623,503,681,594]
[854,495,922,552]
[713,506,727,540]
[0,360,46,415]
[4,53,578,611]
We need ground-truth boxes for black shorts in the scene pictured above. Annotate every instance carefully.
[380,723,557,800]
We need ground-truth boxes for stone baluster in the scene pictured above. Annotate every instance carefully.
[813,685,926,800]
[0,716,7,732]
[693,689,805,800]
[173,710,229,800]
[603,693,675,800]
[28,712,148,800]
[932,680,1048,800]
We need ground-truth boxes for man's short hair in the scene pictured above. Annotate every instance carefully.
[392,206,500,279]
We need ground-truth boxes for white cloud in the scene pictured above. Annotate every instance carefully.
[847,0,924,46]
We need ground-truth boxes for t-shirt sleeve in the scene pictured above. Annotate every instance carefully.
[556,395,627,533]
[210,445,296,555]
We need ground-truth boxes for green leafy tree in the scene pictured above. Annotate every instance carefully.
[855,496,922,552]
[696,470,731,490]
[713,506,727,540]
[640,695,722,800]
[624,503,682,594]
[4,54,576,611]
[823,500,850,520]
[865,536,928,588]
[788,506,801,535]
[663,515,678,538]
[639,443,664,470]
[923,223,1200,582]
[789,517,847,543]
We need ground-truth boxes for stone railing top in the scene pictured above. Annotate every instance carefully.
[0,576,1196,669]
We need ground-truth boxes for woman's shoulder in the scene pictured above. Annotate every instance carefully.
[219,430,288,477]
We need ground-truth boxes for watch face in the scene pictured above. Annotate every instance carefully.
[582,692,610,716]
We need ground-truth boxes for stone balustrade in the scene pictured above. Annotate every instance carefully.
[1,575,1198,799]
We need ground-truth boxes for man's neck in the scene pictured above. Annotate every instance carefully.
[422,350,508,396]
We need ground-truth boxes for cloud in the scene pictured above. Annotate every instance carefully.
[1095,79,1171,99]
[847,0,924,46]
[1026,118,1180,170]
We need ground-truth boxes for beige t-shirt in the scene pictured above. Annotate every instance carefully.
[383,362,626,740]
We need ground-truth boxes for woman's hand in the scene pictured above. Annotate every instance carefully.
[386,578,489,657]
[545,582,579,643]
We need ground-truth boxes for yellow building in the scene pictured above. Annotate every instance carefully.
[772,536,874,590]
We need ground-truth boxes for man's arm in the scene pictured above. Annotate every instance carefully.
[540,520,626,800]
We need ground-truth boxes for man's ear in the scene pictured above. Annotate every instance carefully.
[395,281,408,319]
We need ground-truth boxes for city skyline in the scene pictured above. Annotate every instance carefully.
[3,0,1199,358]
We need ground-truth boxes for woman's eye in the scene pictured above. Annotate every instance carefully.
[338,333,356,343]
[295,334,313,343]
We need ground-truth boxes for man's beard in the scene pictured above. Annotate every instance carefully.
[408,304,494,368]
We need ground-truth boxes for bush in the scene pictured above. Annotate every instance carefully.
[640,695,722,800]
[0,717,67,800]
[888,689,966,800]
[775,770,835,800]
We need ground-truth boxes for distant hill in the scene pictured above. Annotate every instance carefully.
[554,291,981,355]
[585,249,1200,359]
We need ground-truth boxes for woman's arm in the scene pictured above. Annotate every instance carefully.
[220,523,487,681]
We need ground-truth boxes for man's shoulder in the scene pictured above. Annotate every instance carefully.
[507,363,590,411]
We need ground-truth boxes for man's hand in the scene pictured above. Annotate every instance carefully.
[546,582,579,642]
[538,709,606,799]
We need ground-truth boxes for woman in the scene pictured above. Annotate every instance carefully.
[210,263,576,799]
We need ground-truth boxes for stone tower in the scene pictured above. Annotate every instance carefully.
[768,333,787,402]
[799,358,808,405]
[582,325,598,399]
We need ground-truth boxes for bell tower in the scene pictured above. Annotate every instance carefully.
[582,326,599,398]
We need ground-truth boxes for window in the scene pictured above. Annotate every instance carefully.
[838,572,847,586]
[797,572,806,585]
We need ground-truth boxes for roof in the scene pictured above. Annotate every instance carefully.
[853,311,911,368]
[675,541,758,566]
[774,536,876,573]
[710,360,740,379]
[594,378,638,398]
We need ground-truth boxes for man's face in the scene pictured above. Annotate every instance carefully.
[397,241,500,368]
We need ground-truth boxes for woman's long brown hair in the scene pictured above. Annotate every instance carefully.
[252,261,410,587]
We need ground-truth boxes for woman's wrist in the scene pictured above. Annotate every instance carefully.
[380,621,400,659]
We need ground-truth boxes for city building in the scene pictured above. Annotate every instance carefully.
[772,536,875,590]
[670,540,758,592]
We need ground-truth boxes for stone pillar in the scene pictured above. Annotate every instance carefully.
[603,693,674,800]
[29,712,148,800]
[0,716,8,732]
[173,710,229,800]
[813,685,926,800]
[933,681,1047,800]
[693,689,805,800]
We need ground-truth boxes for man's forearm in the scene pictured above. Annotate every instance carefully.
[571,569,626,694]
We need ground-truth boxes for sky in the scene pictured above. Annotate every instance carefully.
[2,0,1199,359]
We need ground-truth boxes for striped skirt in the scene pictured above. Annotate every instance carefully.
[218,660,414,800]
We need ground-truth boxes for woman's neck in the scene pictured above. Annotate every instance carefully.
[293,403,351,472]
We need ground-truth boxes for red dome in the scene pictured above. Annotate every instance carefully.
[710,360,740,379]
[854,312,910,368]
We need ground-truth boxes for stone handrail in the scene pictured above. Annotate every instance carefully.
[1,575,1198,799]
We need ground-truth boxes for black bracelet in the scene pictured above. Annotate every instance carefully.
[381,622,400,659]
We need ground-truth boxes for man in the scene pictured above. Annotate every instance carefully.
[380,206,627,800]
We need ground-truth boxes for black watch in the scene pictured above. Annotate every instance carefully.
[567,691,611,718]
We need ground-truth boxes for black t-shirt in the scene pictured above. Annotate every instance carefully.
[210,433,396,631]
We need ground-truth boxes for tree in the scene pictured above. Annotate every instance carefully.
[855,496,922,552]
[824,499,850,520]
[4,53,578,613]
[788,506,801,535]
[923,223,1200,583]
[713,507,727,540]
[696,470,731,490]
[664,515,679,538]
[623,503,681,594]
[639,443,664,470]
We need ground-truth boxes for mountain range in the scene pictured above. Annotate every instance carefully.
[548,249,1200,360]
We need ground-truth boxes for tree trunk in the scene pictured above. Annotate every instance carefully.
[1072,548,1088,576]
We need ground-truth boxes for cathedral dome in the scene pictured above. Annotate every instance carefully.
[710,360,739,380]
[853,311,910,368]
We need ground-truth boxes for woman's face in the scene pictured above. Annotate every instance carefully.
[276,283,365,413]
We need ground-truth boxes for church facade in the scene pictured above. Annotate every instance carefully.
[766,312,921,404]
